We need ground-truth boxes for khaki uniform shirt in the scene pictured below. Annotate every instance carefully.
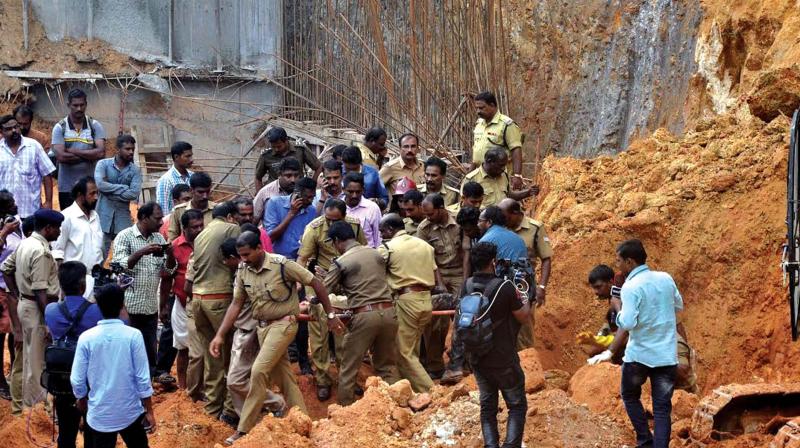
[356,142,383,169]
[472,112,523,167]
[167,201,216,242]
[403,217,421,236]
[298,216,367,271]
[462,166,509,208]
[189,218,241,295]
[255,145,321,185]
[419,183,460,207]
[379,157,425,195]
[513,218,554,270]
[0,232,59,297]
[234,253,315,321]
[379,230,437,290]
[323,244,393,309]
[416,215,463,278]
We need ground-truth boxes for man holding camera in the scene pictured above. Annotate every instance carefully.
[112,202,170,379]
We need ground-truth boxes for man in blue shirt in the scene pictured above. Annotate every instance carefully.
[341,145,389,205]
[71,284,155,448]
[44,261,103,448]
[264,177,319,259]
[609,239,683,448]
[477,206,528,265]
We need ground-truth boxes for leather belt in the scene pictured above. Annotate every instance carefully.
[193,293,232,300]
[257,315,296,327]
[21,294,37,301]
[351,301,393,314]
[398,284,431,295]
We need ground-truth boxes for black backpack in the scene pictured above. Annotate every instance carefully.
[41,301,92,396]
[455,277,508,360]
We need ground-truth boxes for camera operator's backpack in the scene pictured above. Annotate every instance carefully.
[455,277,508,360]
[41,301,92,396]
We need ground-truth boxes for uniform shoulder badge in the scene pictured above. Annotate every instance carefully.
[268,254,287,264]
[309,216,324,229]
[345,216,361,225]
[530,218,543,228]
[501,116,514,126]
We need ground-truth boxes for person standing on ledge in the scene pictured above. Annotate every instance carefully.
[470,91,525,190]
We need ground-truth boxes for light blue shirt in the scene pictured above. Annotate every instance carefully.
[71,319,153,432]
[616,265,683,367]
[264,194,318,259]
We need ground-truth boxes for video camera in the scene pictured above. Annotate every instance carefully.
[91,262,135,293]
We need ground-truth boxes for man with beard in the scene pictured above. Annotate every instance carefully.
[0,114,55,217]
[13,105,50,152]
[356,127,388,170]
[52,176,104,272]
[51,88,106,210]
[253,157,301,223]
[95,134,143,258]
[168,172,215,242]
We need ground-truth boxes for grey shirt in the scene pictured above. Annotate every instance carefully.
[94,158,142,234]
[51,117,106,190]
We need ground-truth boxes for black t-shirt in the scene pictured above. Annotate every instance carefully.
[463,273,523,368]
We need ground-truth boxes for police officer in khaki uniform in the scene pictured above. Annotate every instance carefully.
[462,147,538,209]
[324,221,400,405]
[379,213,442,393]
[400,190,425,236]
[209,231,343,444]
[447,181,484,216]
[420,156,460,207]
[498,198,553,349]
[356,127,388,169]
[0,209,63,412]
[168,171,216,242]
[296,198,367,401]
[380,133,425,196]
[471,91,525,190]
[417,194,463,381]
[185,202,241,421]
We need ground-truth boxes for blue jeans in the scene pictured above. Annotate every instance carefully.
[620,362,676,448]
[474,364,527,448]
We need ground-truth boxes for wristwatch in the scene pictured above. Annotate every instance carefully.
[327,312,336,320]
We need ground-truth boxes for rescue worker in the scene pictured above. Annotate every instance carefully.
[209,231,344,445]
[323,221,400,405]
[380,133,425,195]
[417,194,464,383]
[296,198,367,401]
[400,190,425,236]
[420,156,460,207]
[462,147,537,209]
[471,91,525,190]
[498,198,553,350]
[447,181,484,216]
[356,127,388,169]
[254,127,321,192]
[379,213,442,393]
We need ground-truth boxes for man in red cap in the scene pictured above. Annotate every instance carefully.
[388,176,417,214]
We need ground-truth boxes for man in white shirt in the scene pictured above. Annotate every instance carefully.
[52,176,104,272]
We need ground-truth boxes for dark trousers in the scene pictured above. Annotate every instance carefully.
[54,394,93,448]
[58,192,74,210]
[129,313,158,376]
[447,319,466,371]
[92,413,149,448]
[292,321,310,368]
[620,362,677,448]
[155,297,177,376]
[474,363,527,448]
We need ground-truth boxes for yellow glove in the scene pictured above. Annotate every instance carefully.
[593,334,614,347]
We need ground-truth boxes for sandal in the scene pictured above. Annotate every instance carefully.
[225,431,247,446]
[153,372,177,385]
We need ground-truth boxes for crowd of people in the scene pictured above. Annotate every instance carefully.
[0,87,689,448]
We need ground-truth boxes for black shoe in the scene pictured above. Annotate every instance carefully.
[219,412,239,428]
[300,363,313,376]
[354,385,364,396]
[316,385,331,401]
[426,369,445,380]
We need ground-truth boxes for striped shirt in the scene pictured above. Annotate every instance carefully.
[0,136,55,218]
[111,225,167,315]
[155,166,193,213]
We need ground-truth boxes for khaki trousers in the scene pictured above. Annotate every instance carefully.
[238,320,307,433]
[186,300,205,400]
[394,291,434,393]
[338,307,400,405]
[194,298,234,416]
[308,303,344,387]
[17,299,47,408]
[10,343,23,414]
[227,327,286,416]
[422,274,461,374]
[516,307,536,350]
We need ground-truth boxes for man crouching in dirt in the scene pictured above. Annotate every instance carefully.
[584,264,698,394]
[599,240,683,448]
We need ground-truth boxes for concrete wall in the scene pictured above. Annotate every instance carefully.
[30,0,282,72]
